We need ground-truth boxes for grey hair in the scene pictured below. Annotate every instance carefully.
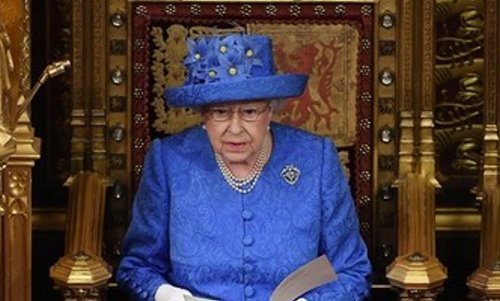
[269,99,288,112]
[190,106,202,113]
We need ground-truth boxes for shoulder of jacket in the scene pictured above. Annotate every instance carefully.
[273,123,327,149]
[153,125,205,153]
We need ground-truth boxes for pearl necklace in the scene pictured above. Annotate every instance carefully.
[215,138,271,194]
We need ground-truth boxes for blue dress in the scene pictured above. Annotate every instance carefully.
[117,123,371,301]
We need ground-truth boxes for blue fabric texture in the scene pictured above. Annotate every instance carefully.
[164,34,308,107]
[117,123,372,301]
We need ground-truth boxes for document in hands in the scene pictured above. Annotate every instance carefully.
[184,255,337,301]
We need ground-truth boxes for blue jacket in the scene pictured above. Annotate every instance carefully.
[117,123,371,301]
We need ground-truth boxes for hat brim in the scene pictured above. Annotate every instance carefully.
[165,74,308,107]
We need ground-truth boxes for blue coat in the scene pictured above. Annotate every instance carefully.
[117,123,371,301]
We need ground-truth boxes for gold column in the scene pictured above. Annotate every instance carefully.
[386,0,447,299]
[50,172,112,301]
[467,0,500,299]
[2,123,39,301]
[71,0,107,173]
[0,1,38,301]
[1,1,71,299]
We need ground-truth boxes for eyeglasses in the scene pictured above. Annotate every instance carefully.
[206,104,270,122]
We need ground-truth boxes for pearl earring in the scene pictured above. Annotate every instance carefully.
[202,124,206,130]
[267,125,270,131]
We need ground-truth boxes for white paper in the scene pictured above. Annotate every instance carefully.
[269,255,337,301]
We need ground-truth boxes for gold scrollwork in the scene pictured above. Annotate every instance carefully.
[435,2,485,185]
[451,137,481,173]
[436,6,484,66]
[435,73,483,128]
[434,125,483,179]
[6,169,28,196]
[150,25,200,134]
[4,169,28,217]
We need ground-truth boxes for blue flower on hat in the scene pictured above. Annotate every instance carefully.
[184,37,211,66]
[213,35,245,60]
[213,51,248,82]
[184,37,217,84]
[241,35,264,70]
[165,34,309,107]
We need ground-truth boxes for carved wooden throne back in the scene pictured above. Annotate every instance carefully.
[129,0,375,278]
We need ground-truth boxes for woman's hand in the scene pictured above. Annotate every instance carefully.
[295,298,308,301]
[155,283,193,301]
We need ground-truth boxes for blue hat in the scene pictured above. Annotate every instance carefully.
[165,34,308,107]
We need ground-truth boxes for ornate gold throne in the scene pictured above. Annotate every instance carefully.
[1,1,498,301]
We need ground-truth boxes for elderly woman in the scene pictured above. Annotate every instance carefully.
[117,34,371,301]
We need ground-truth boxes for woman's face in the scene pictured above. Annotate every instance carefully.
[202,101,273,166]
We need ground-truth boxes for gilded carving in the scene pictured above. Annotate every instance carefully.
[109,96,126,112]
[379,97,395,114]
[110,39,126,55]
[6,169,27,197]
[72,0,84,109]
[450,138,481,173]
[4,169,28,217]
[379,40,396,56]
[0,21,14,106]
[0,20,16,159]
[434,1,485,206]
[422,0,434,110]
[151,25,200,134]
[434,125,483,176]
[435,73,483,128]
[1,14,69,160]
[92,0,105,110]
[399,0,413,111]
[484,0,498,123]
[436,7,483,67]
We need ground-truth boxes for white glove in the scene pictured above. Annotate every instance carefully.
[155,283,193,301]
[295,298,308,301]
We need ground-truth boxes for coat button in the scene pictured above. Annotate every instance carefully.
[243,263,253,272]
[139,291,148,299]
[243,235,254,246]
[245,286,255,297]
[242,210,253,220]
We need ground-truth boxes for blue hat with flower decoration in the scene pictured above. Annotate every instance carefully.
[165,34,308,107]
